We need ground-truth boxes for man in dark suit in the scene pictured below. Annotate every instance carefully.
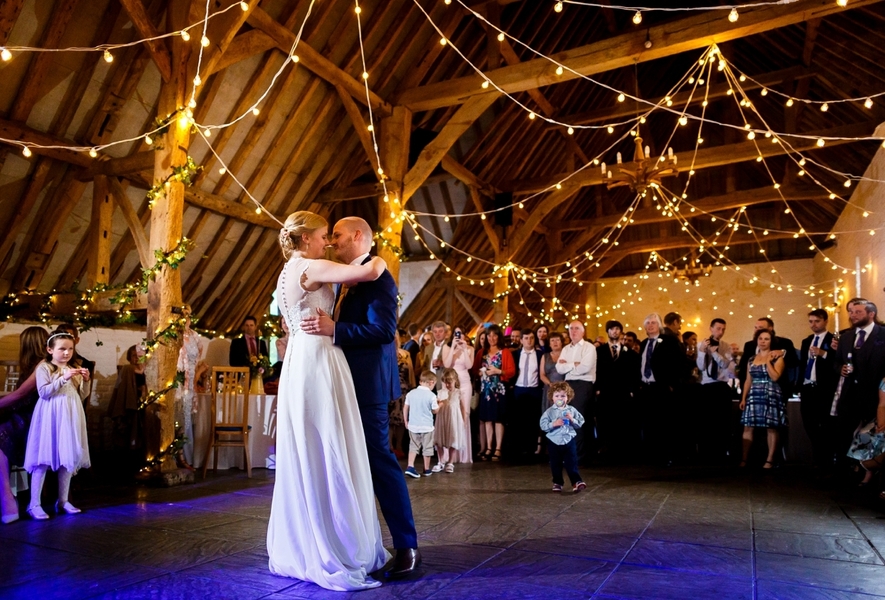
[833,299,885,459]
[695,318,737,463]
[638,313,684,465]
[229,316,268,368]
[798,309,839,469]
[595,320,640,460]
[737,317,798,398]
[511,328,545,460]
[302,217,420,579]
[402,323,421,371]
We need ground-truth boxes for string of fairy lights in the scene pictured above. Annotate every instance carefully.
[1,1,884,326]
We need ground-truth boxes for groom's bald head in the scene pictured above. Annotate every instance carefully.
[331,217,373,263]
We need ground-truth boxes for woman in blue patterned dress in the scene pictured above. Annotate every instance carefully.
[477,325,515,462]
[738,330,786,469]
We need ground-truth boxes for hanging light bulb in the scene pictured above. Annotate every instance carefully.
[554,1,563,12]
[728,8,739,22]
[362,71,369,80]
[617,93,625,102]
[201,35,210,48]
[864,98,873,109]
[180,30,191,41]
[193,74,202,87]
[786,98,794,107]
[632,10,642,24]
[252,107,260,116]
[821,103,829,112]
[103,50,113,63]
[240,1,249,10]
[836,0,848,6]
[497,32,505,42]
[0,47,11,61]
[144,135,153,145]
[439,37,447,46]
[89,148,98,158]
[481,79,489,89]
[555,65,563,76]
[816,138,825,147]
[291,54,299,63]
[679,116,688,126]
[22,146,32,158]
[219,167,226,175]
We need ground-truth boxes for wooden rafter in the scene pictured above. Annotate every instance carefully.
[107,176,151,269]
[396,0,877,111]
[119,0,172,81]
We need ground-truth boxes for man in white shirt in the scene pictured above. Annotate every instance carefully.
[556,320,597,464]
[512,329,544,460]
[422,321,451,389]
[695,318,736,463]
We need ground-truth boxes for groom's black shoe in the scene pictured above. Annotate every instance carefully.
[384,548,422,579]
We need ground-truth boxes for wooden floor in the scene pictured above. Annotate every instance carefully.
[1,461,884,599]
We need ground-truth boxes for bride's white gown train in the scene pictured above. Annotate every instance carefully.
[267,257,389,591]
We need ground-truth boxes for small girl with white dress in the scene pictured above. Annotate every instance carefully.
[434,368,465,472]
[24,330,91,519]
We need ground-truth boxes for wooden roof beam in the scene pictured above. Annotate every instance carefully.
[247,7,391,116]
[395,0,878,112]
[119,0,172,82]
[107,176,151,269]
[0,118,92,167]
[508,121,876,194]
[554,66,813,127]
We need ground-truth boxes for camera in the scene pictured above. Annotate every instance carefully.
[455,331,462,339]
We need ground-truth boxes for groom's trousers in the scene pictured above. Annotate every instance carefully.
[359,402,418,549]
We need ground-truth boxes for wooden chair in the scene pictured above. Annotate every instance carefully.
[1,360,19,392]
[202,367,252,478]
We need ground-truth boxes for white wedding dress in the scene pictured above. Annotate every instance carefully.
[267,256,389,590]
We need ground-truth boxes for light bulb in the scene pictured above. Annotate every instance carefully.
[864,98,873,109]
[291,54,299,63]
[0,47,11,61]
[786,98,794,107]
[354,6,361,14]
[22,146,31,157]
[844,180,851,187]
[362,71,369,80]
[103,50,113,63]
[203,128,211,137]
[567,126,574,135]
[617,93,625,102]
[632,10,642,24]
[554,1,563,12]
[180,30,191,41]
[187,97,196,108]
[201,35,210,47]
[837,0,848,6]
[729,8,738,22]
[219,167,226,175]
[89,148,98,158]
[252,107,260,116]
[821,103,829,112]
[760,88,768,96]
[817,138,825,147]
[497,32,505,42]
[144,135,153,145]
[528,112,535,120]
[240,1,249,10]
[439,37,447,46]
[555,65,563,76]
[481,80,489,89]
[679,116,688,126]
[193,74,202,86]
[367,124,374,132]
[607,126,614,133]
[747,131,755,140]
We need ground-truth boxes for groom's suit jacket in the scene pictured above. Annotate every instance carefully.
[333,257,400,407]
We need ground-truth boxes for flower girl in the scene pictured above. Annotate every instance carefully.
[24,330,91,519]
[434,369,465,472]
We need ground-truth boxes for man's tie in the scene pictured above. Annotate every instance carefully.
[855,329,866,350]
[709,350,719,380]
[248,336,257,357]
[611,344,618,360]
[805,335,819,380]
[333,284,349,320]
[521,352,528,387]
[643,340,654,379]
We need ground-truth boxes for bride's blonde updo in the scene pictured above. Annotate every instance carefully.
[278,211,328,260]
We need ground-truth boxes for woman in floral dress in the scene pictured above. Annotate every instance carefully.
[477,325,515,461]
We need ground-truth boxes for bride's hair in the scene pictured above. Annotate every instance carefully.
[278,211,327,259]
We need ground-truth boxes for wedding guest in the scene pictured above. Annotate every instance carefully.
[540,382,587,493]
[595,320,640,460]
[442,324,474,463]
[556,320,597,465]
[55,323,95,403]
[638,313,683,465]
[0,326,48,524]
[471,328,489,458]
[739,330,786,469]
[417,331,433,373]
[276,318,289,364]
[535,325,551,353]
[847,379,885,488]
[624,331,639,353]
[512,329,545,460]
[683,331,699,381]
[509,329,522,349]
[423,321,450,388]
[477,325,515,462]
[834,299,885,470]
[229,316,268,368]
[695,319,736,463]
[25,330,92,519]
[737,318,798,398]
[798,309,838,470]
[106,345,147,469]
[402,323,422,371]
[403,371,440,478]
[538,332,566,455]
[434,369,465,472]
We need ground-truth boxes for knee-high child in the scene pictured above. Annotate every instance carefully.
[403,371,439,478]
[539,381,586,493]
[24,329,92,519]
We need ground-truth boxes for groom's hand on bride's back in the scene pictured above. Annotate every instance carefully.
[302,308,335,337]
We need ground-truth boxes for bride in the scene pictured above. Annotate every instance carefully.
[267,211,389,590]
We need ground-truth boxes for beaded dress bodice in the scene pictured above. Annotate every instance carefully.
[277,257,334,333]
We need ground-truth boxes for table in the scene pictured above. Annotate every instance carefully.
[193,393,277,471]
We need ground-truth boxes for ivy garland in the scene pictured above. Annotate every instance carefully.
[110,238,194,319]
[145,156,202,209]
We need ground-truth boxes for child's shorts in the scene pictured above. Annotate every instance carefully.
[408,431,434,456]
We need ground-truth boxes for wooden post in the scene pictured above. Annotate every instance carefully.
[144,3,191,474]
[493,251,508,325]
[377,105,411,286]
[87,175,113,288]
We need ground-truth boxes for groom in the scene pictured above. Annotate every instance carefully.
[302,217,421,579]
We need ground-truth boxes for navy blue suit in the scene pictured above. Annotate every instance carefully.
[334,259,418,550]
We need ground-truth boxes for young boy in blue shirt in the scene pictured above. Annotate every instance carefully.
[539,381,587,492]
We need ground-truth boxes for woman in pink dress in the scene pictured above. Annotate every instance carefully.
[443,324,475,463]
